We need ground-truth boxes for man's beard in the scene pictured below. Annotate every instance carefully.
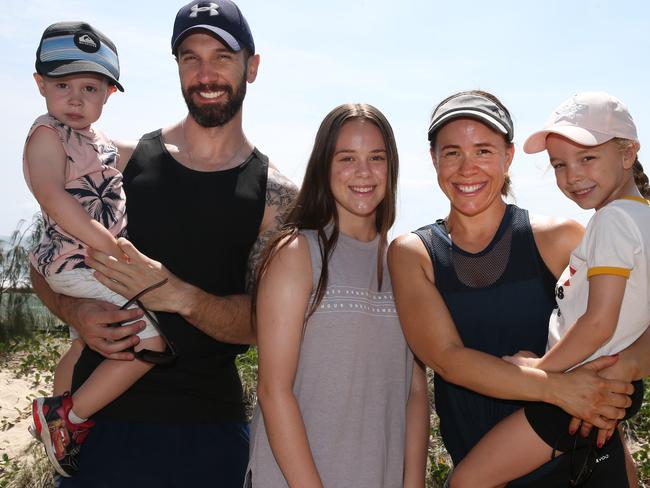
[182,75,247,128]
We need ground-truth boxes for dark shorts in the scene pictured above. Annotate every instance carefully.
[516,379,643,487]
[507,433,629,487]
[524,379,643,451]
[56,419,249,488]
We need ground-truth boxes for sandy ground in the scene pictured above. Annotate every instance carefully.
[0,365,46,460]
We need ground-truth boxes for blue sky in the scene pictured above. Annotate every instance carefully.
[2,0,649,239]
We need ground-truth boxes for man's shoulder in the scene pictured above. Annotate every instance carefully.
[264,163,298,207]
[257,163,298,233]
[115,140,138,172]
[244,163,298,291]
[115,130,165,172]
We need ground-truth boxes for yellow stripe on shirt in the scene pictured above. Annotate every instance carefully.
[588,266,631,278]
[620,196,650,205]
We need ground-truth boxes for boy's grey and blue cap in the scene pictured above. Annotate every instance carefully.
[36,21,124,92]
[428,93,514,143]
[172,0,255,55]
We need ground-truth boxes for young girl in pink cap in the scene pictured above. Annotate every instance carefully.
[448,91,650,487]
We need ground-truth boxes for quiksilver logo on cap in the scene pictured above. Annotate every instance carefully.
[189,2,220,17]
[74,31,100,53]
[78,34,96,48]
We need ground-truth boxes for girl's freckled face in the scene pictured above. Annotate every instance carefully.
[330,119,388,228]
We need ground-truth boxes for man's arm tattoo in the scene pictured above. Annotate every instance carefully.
[245,169,298,292]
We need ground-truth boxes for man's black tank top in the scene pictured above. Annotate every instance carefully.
[72,129,268,423]
[414,205,556,465]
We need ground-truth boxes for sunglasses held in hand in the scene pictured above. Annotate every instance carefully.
[110,278,178,365]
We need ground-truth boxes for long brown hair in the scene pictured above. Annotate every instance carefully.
[253,103,399,326]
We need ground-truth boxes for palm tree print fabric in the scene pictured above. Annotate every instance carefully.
[23,114,127,277]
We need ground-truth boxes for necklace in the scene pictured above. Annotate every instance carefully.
[181,116,248,169]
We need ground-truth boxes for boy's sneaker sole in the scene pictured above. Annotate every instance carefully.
[33,397,70,478]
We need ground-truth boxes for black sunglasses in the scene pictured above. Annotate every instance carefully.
[569,439,597,487]
[109,278,178,365]
[551,431,597,486]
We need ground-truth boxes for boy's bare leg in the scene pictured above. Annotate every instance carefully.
[54,339,84,396]
[449,409,554,488]
[70,335,165,419]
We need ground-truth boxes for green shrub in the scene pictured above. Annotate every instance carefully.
[236,346,259,419]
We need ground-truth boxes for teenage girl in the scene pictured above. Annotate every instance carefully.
[449,91,650,487]
[245,103,428,487]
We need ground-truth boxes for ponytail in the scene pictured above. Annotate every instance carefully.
[633,159,650,198]
[614,138,650,199]
[501,173,512,197]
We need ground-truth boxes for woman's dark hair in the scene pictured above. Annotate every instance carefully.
[252,103,399,327]
[429,90,514,197]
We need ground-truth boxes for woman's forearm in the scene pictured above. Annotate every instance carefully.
[434,345,627,429]
[439,345,551,401]
[258,388,323,488]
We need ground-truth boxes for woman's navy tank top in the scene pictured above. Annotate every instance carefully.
[414,204,556,464]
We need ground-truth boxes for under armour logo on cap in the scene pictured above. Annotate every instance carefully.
[189,2,220,17]
[172,0,255,55]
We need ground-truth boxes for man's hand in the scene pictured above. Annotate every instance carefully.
[86,238,187,313]
[74,298,145,360]
[30,264,143,360]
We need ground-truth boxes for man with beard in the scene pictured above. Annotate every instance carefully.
[30,1,297,486]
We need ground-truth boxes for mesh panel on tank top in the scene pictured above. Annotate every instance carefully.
[447,219,513,288]
[422,205,534,290]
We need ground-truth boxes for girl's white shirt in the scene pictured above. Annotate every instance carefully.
[547,197,650,369]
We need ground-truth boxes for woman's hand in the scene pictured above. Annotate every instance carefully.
[548,355,633,431]
[568,353,639,446]
[86,238,185,313]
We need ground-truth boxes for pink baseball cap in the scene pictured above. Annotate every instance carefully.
[523,91,638,154]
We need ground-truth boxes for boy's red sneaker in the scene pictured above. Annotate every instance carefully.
[32,392,94,477]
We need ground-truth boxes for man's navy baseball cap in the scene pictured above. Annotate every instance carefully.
[171,0,255,55]
[35,21,124,92]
